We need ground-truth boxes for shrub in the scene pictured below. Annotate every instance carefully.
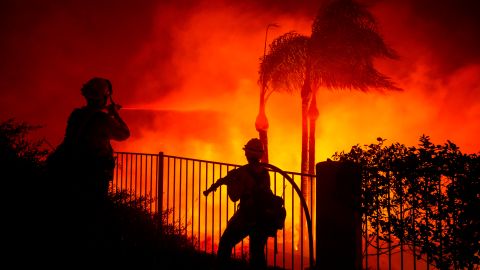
[333,136,480,269]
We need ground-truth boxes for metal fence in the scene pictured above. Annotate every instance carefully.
[112,152,468,270]
[112,152,316,270]
[360,176,477,270]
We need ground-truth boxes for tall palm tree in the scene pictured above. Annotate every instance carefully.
[259,0,400,202]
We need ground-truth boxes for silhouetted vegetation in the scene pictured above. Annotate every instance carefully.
[259,0,400,207]
[1,119,50,266]
[1,119,48,185]
[333,136,480,269]
[1,119,199,268]
[51,191,211,269]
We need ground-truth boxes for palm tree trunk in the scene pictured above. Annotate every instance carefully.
[299,65,313,253]
[308,90,319,176]
[301,99,309,195]
[300,64,312,201]
[255,88,269,163]
[307,90,319,239]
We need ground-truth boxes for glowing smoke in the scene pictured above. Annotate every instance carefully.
[0,0,479,172]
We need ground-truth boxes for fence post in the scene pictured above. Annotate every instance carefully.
[315,160,362,270]
[157,152,164,214]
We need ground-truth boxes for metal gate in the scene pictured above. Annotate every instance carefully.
[112,152,316,270]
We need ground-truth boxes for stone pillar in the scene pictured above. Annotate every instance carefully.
[315,160,362,270]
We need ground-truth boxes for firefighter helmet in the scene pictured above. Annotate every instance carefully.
[81,77,112,100]
[243,138,264,159]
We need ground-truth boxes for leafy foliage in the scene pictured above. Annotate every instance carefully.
[259,0,400,95]
[0,118,48,173]
[311,0,399,91]
[258,0,402,204]
[1,119,51,249]
[1,119,199,268]
[333,136,480,269]
[259,32,309,97]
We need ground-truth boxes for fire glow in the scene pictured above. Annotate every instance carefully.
[107,3,479,267]
[1,1,477,167]
[112,1,480,171]
[1,0,479,269]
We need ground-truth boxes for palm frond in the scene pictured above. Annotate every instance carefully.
[259,32,309,95]
[311,0,401,91]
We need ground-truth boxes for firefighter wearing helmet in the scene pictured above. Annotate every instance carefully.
[81,77,112,103]
[48,77,130,205]
[204,138,273,270]
[243,138,265,160]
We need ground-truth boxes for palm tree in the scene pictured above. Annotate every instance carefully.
[259,0,400,202]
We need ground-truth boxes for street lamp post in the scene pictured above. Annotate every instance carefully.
[256,23,279,163]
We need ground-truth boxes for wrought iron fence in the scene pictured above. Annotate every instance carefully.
[112,151,469,270]
[360,175,478,270]
[113,152,316,270]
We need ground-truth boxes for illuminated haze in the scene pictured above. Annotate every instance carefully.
[0,0,479,171]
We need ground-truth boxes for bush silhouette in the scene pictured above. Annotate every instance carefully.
[1,119,200,268]
[333,136,480,269]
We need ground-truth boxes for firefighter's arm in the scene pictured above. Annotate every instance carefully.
[105,106,130,141]
[203,176,230,196]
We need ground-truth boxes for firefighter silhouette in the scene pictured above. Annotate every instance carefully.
[48,77,130,204]
[46,77,130,265]
[204,138,273,270]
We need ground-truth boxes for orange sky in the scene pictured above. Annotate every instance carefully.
[1,0,479,172]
